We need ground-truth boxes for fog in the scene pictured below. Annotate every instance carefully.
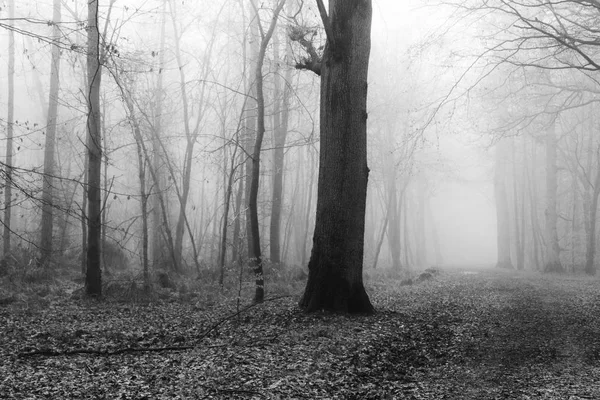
[0,0,597,278]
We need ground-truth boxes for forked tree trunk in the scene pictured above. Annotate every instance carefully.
[39,0,62,267]
[299,0,374,314]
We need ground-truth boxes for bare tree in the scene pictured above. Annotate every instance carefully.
[39,0,62,267]
[296,0,374,313]
[247,0,287,304]
[495,138,514,270]
[85,0,108,295]
[544,119,563,273]
[2,0,15,264]
[269,15,292,266]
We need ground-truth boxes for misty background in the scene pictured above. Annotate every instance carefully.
[3,0,594,279]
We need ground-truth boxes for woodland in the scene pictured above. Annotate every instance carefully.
[2,0,600,398]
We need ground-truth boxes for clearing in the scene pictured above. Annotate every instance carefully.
[2,267,600,399]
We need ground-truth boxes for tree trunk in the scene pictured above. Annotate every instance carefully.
[585,158,600,275]
[495,138,514,270]
[415,177,427,267]
[151,0,167,270]
[526,136,542,270]
[231,156,244,263]
[125,100,150,290]
[81,150,88,276]
[85,0,103,296]
[301,147,315,267]
[427,198,443,266]
[39,0,62,267]
[169,0,196,270]
[512,137,524,270]
[544,121,563,273]
[403,192,413,268]
[3,0,15,263]
[299,0,374,314]
[247,0,286,304]
[371,192,390,270]
[269,21,291,265]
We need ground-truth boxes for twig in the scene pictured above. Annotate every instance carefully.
[17,295,291,358]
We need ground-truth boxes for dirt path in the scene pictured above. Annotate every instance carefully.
[407,269,600,399]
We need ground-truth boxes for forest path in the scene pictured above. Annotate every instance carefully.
[404,268,600,399]
[1,267,600,399]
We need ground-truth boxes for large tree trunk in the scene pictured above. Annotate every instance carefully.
[39,0,62,267]
[85,0,103,296]
[544,121,563,273]
[494,138,514,270]
[299,0,374,314]
[3,0,15,263]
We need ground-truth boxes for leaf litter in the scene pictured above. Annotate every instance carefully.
[2,268,600,399]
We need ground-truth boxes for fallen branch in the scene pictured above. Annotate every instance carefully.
[18,295,291,358]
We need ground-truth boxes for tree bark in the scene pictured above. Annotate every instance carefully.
[39,0,62,267]
[299,0,374,314]
[86,0,103,296]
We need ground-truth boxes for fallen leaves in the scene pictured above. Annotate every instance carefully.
[2,268,600,398]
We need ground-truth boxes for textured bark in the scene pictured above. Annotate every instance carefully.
[86,0,103,296]
[544,123,563,273]
[299,0,374,314]
[39,0,62,267]
[494,139,514,270]
[301,147,315,267]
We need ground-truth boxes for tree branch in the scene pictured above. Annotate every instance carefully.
[315,0,335,47]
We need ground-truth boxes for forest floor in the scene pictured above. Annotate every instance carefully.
[2,266,600,399]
